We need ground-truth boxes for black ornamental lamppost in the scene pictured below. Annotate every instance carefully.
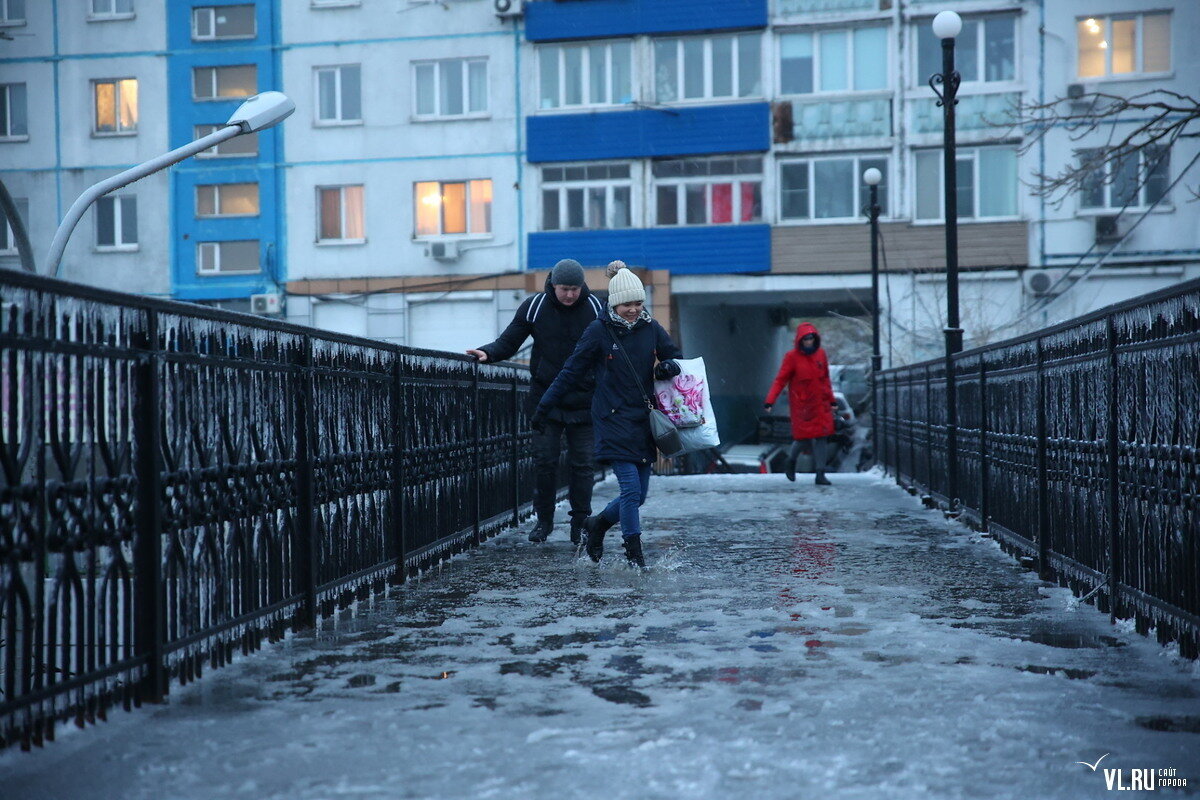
[929,9,963,509]
[862,166,882,437]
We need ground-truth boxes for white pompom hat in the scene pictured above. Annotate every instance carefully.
[605,260,646,307]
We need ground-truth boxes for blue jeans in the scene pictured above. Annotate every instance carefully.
[600,461,651,539]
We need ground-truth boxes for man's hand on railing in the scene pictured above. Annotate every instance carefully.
[466,349,489,362]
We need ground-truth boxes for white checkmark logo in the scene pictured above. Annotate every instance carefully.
[1076,754,1110,771]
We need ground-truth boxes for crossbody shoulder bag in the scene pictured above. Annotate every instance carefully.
[605,325,685,458]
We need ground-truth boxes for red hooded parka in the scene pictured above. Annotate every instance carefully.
[765,322,835,441]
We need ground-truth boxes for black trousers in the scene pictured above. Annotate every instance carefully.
[533,419,594,524]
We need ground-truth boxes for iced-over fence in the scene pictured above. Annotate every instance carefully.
[0,270,543,749]
[876,277,1200,658]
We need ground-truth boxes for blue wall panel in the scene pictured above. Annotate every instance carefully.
[528,103,769,162]
[528,226,770,274]
[525,0,767,42]
[167,1,283,301]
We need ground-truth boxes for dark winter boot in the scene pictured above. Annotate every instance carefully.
[785,460,796,482]
[622,535,646,568]
[569,517,586,545]
[583,514,615,562]
[527,518,553,542]
[815,472,832,486]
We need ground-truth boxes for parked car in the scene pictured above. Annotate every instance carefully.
[829,364,870,414]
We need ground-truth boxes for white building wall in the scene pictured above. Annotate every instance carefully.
[281,0,521,350]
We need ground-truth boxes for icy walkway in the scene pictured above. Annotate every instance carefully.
[3,473,1198,800]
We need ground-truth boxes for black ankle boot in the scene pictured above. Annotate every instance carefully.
[569,517,586,545]
[815,472,832,486]
[583,514,614,562]
[622,535,645,568]
[527,518,553,542]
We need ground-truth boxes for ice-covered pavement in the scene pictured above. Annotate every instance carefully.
[3,473,1198,800]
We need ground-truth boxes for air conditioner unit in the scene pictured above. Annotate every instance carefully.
[1023,269,1065,297]
[1066,83,1085,99]
[425,240,460,261]
[1095,214,1122,245]
[250,291,282,315]
[494,0,522,17]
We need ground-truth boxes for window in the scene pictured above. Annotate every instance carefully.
[914,146,1017,220]
[94,79,137,134]
[541,164,631,231]
[197,240,260,274]
[317,185,365,242]
[0,0,26,25]
[89,0,133,18]
[653,156,762,226]
[780,155,888,221]
[194,124,258,158]
[654,33,761,102]
[1079,147,1169,210]
[196,183,259,217]
[414,180,492,237]
[1077,13,1170,78]
[0,83,27,138]
[192,5,255,40]
[917,15,1016,84]
[538,41,632,109]
[193,65,256,100]
[95,195,137,249]
[315,65,361,123]
[0,198,28,254]
[780,27,888,94]
[413,58,487,118]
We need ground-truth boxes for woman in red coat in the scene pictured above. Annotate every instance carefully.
[763,322,836,485]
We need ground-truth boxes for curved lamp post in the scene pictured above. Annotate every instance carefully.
[929,10,962,509]
[45,91,295,278]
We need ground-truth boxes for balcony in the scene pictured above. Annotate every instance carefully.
[912,92,1020,135]
[789,96,892,141]
[525,0,767,43]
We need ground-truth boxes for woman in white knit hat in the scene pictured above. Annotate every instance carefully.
[532,261,682,567]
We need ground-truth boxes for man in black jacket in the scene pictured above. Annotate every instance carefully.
[466,259,605,544]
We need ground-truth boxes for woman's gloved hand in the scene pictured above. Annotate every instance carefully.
[653,360,682,381]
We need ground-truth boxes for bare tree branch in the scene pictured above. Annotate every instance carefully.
[1003,89,1200,208]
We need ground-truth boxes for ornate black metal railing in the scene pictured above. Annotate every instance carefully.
[0,269,543,749]
[877,278,1200,657]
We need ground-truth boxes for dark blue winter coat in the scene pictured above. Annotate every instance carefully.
[537,314,682,465]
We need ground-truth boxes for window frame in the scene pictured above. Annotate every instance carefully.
[913,144,1020,222]
[0,197,28,254]
[193,124,258,158]
[652,156,764,227]
[1076,13,1171,80]
[412,57,489,120]
[0,82,28,139]
[778,26,890,96]
[778,154,889,224]
[539,163,634,232]
[316,184,367,244]
[1077,146,1171,212]
[92,78,138,136]
[94,194,138,251]
[88,0,134,21]
[196,240,261,275]
[192,64,258,102]
[195,182,260,219]
[191,5,256,41]
[311,0,360,7]
[313,64,363,125]
[412,179,493,239]
[914,13,1018,87]
[536,40,633,111]
[0,0,26,27]
[653,32,762,104]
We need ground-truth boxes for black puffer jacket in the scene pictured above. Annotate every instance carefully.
[477,276,605,422]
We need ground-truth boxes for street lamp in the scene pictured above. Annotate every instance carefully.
[45,91,295,277]
[862,167,882,463]
[929,10,962,509]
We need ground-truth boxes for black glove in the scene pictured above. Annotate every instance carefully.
[530,410,547,432]
[653,360,681,381]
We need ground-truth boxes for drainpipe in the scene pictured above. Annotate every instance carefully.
[513,21,525,272]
